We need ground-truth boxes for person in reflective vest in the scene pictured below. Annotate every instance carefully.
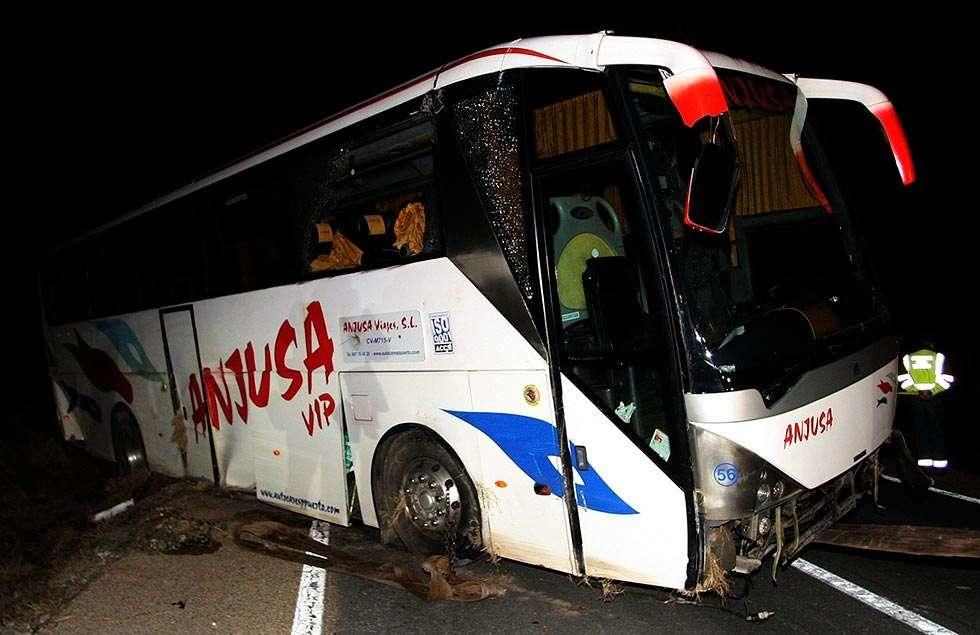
[897,346,954,469]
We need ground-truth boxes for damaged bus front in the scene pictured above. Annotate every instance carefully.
[623,53,914,578]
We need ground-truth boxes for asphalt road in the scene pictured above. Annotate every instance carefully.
[29,474,977,635]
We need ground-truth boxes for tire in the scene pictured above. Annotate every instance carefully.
[110,404,149,480]
[376,428,481,557]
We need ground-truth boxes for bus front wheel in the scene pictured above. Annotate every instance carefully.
[377,428,481,558]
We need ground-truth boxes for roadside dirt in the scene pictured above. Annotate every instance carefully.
[1,430,121,632]
[0,429,507,633]
[0,427,282,633]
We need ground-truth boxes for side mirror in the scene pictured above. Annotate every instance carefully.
[684,142,740,234]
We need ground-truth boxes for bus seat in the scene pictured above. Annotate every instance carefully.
[550,195,625,329]
[582,256,644,353]
[312,220,335,257]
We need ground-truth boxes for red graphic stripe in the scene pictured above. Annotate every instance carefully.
[65,331,133,404]
[442,47,566,72]
[664,69,729,127]
[870,102,916,185]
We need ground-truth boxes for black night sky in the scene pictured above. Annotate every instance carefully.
[7,15,974,465]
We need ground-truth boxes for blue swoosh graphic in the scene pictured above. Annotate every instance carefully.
[57,380,103,423]
[444,410,637,515]
[93,318,160,380]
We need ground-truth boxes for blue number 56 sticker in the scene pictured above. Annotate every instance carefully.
[713,463,740,487]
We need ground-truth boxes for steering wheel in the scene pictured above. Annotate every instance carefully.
[562,318,597,351]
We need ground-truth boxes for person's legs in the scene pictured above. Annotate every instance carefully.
[891,429,933,494]
[910,397,949,470]
[907,398,935,466]
[927,399,948,470]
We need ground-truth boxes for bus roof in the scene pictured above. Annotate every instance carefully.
[60,33,792,251]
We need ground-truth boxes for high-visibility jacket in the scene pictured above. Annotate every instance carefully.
[897,348,954,395]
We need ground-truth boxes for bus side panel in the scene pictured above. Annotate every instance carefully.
[46,324,118,462]
[125,310,188,476]
[50,374,88,443]
[561,377,689,589]
[341,370,576,575]
[871,361,897,451]
[466,370,576,574]
[160,308,215,481]
[158,259,542,518]
[189,295,257,490]
[188,284,346,502]
[340,372,476,530]
[46,312,186,477]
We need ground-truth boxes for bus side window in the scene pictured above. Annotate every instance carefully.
[116,198,207,312]
[205,160,296,296]
[449,75,535,302]
[308,192,433,273]
[297,117,440,277]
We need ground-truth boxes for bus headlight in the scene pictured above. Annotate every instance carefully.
[757,483,771,504]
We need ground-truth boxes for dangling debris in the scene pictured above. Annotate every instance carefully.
[234,520,505,602]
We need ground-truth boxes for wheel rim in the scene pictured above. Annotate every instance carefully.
[401,457,461,536]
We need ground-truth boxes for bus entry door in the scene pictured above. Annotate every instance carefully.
[160,306,219,483]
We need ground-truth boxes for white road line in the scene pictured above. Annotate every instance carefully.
[291,520,330,635]
[880,473,980,505]
[792,558,957,634]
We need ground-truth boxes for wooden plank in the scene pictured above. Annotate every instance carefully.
[812,524,980,558]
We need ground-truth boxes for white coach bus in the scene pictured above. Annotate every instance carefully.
[40,33,915,590]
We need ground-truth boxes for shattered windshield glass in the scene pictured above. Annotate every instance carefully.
[625,68,886,394]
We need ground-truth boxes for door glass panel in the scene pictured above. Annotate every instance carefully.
[540,160,674,465]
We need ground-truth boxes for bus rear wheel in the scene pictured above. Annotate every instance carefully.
[377,429,481,558]
[111,404,149,480]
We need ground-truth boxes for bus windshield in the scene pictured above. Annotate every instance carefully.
[625,68,886,396]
